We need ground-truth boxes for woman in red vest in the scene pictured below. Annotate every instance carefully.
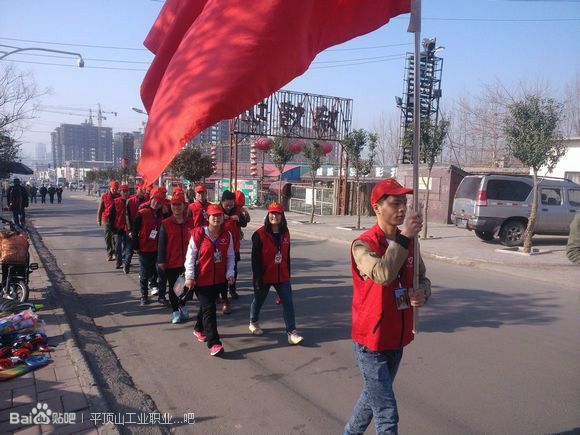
[184,204,235,357]
[158,192,193,323]
[249,202,303,345]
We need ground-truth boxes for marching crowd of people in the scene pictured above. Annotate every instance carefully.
[96,180,304,357]
[3,179,65,227]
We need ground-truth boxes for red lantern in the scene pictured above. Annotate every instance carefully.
[254,136,273,151]
[289,140,304,154]
[320,141,333,155]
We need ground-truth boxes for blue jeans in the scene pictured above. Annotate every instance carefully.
[124,237,134,267]
[250,280,296,333]
[138,252,157,298]
[345,342,404,435]
[115,231,127,267]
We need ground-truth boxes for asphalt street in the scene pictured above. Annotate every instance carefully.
[25,193,580,435]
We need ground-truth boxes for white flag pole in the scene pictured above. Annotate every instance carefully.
[408,0,421,334]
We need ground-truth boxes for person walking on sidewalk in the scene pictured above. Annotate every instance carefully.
[109,184,130,270]
[184,204,235,357]
[158,192,194,323]
[344,178,431,435]
[56,184,63,203]
[124,182,149,274]
[566,213,580,265]
[248,202,304,345]
[219,190,248,313]
[28,184,37,204]
[132,187,168,306]
[47,184,56,204]
[39,184,47,204]
[187,185,209,228]
[7,178,28,227]
[97,181,120,261]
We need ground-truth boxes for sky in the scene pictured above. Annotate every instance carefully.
[1,0,579,161]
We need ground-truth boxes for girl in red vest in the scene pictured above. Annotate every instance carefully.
[249,202,303,345]
[157,192,193,324]
[184,204,235,357]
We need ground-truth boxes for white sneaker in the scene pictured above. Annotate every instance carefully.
[287,330,304,345]
[149,286,159,296]
[249,321,263,336]
[171,311,182,324]
[179,306,189,321]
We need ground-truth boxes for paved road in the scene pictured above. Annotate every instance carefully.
[26,194,580,434]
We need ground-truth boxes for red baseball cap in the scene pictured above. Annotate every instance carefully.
[135,181,144,188]
[171,192,185,204]
[267,202,284,214]
[195,185,206,193]
[151,187,166,201]
[207,203,223,216]
[120,184,129,192]
[370,178,413,205]
[110,180,120,189]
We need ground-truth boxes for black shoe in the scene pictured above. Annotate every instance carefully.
[157,296,169,306]
[229,289,239,300]
[123,265,130,274]
[140,297,150,306]
[115,264,122,270]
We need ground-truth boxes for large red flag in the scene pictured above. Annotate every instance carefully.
[139,0,411,184]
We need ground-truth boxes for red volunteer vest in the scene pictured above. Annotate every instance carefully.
[351,224,415,351]
[101,191,116,220]
[256,226,291,285]
[188,201,209,228]
[191,227,231,287]
[223,206,243,253]
[112,197,127,231]
[162,216,193,269]
[137,207,163,253]
[127,194,147,226]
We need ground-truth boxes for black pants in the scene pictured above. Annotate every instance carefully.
[139,252,157,298]
[49,193,55,203]
[40,194,46,203]
[166,267,185,312]
[222,252,240,300]
[195,283,227,348]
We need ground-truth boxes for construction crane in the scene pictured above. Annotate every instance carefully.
[37,103,118,127]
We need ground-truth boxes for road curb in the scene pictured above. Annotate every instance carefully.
[28,225,120,435]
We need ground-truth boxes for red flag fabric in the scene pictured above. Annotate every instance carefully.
[139,0,411,184]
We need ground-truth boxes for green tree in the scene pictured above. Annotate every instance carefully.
[303,142,325,223]
[0,133,21,176]
[169,147,213,183]
[270,137,294,202]
[404,118,449,238]
[341,129,377,229]
[503,94,566,253]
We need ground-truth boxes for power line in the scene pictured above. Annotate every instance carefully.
[0,36,147,51]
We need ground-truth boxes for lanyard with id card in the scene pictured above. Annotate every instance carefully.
[209,236,222,263]
[394,287,410,311]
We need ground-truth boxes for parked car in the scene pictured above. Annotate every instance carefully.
[451,174,580,246]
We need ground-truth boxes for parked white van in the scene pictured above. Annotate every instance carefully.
[451,174,580,246]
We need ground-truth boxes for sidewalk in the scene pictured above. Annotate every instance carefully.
[0,229,113,434]
[246,207,580,290]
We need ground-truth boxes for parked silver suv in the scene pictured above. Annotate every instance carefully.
[451,174,580,246]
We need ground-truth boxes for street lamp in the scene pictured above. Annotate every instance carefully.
[0,45,85,67]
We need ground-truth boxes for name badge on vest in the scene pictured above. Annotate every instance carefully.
[274,251,282,264]
[394,287,410,311]
[214,250,222,263]
[149,229,158,240]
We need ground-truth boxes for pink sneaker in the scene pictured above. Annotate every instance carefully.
[193,330,207,342]
[209,344,224,356]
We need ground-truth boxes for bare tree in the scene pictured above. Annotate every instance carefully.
[372,112,401,166]
[562,73,580,137]
[0,65,46,136]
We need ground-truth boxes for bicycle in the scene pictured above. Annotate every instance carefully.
[0,217,38,302]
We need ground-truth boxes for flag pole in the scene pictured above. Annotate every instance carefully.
[408,0,421,334]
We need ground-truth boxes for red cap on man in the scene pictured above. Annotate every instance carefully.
[267,202,284,214]
[151,187,166,201]
[171,192,185,204]
[110,180,120,190]
[206,203,223,216]
[370,178,413,205]
[120,184,129,192]
[195,185,206,193]
[235,190,245,207]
